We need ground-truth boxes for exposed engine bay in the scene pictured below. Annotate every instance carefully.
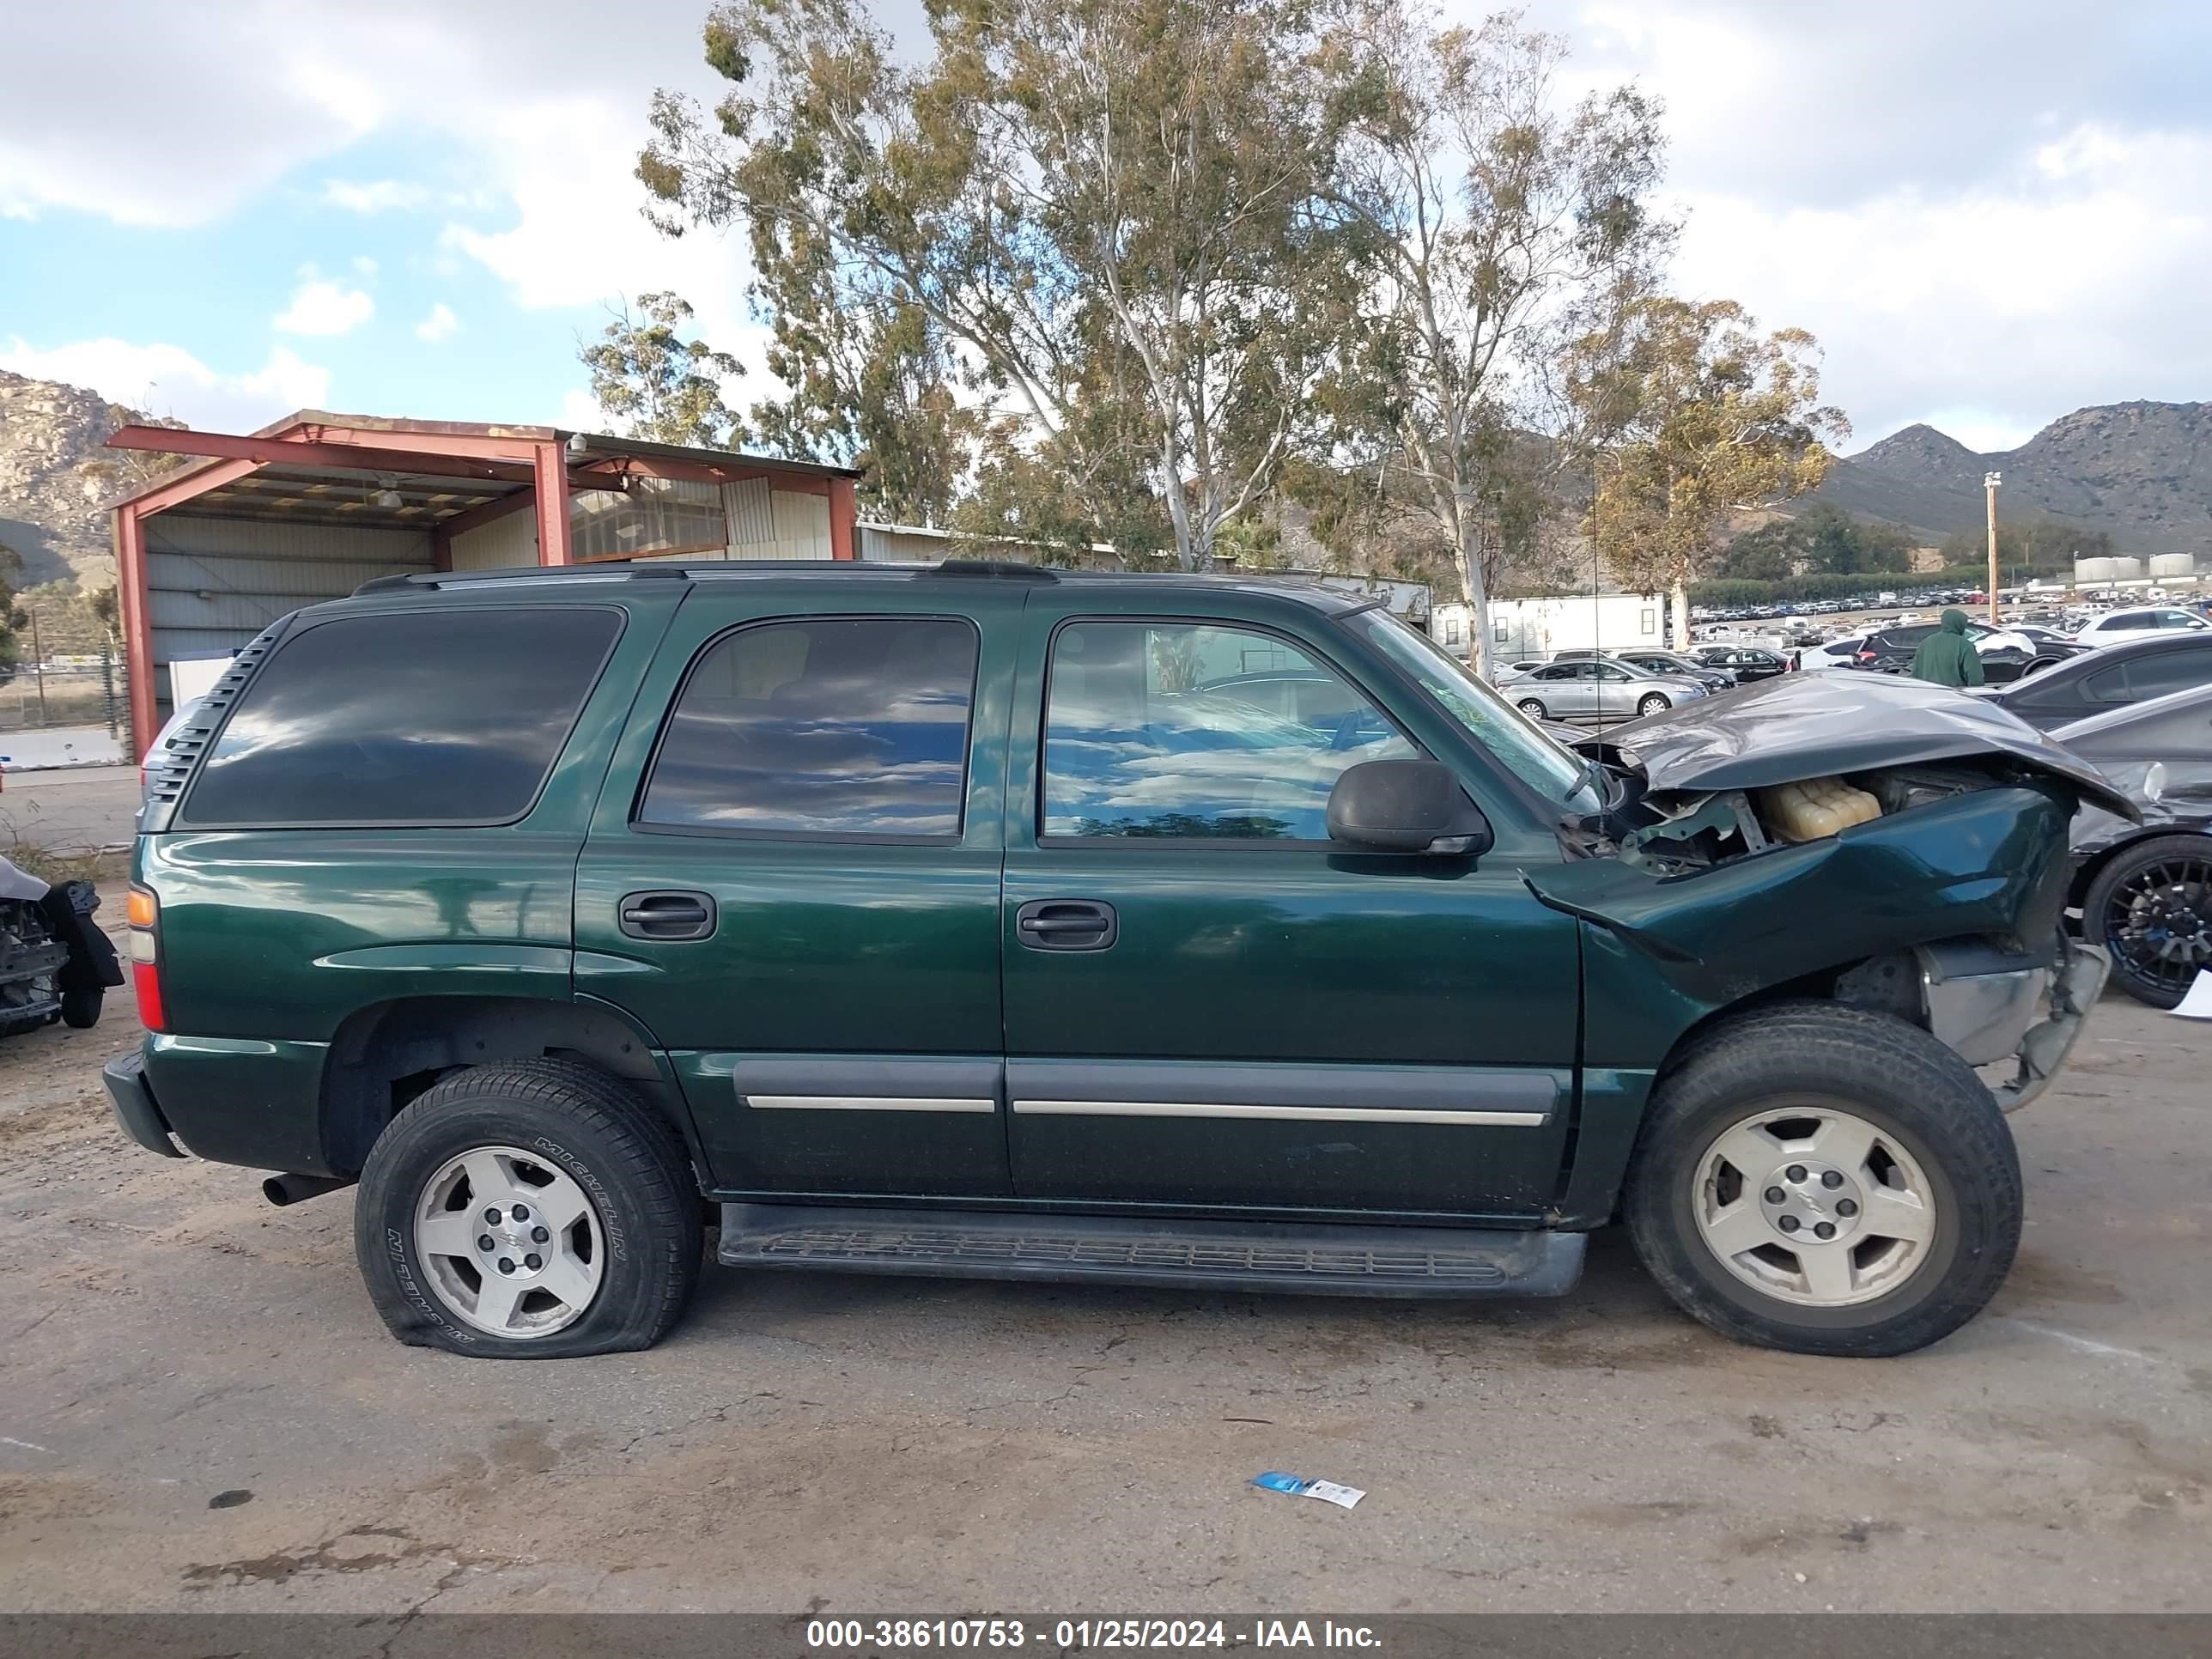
[1553,672,2141,877]
[1577,758,2039,876]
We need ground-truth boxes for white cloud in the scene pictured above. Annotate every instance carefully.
[0,337,331,428]
[558,387,607,431]
[1668,125,2212,451]
[321,178,433,213]
[275,270,376,337]
[415,302,459,343]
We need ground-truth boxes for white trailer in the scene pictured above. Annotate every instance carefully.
[1484,592,1671,662]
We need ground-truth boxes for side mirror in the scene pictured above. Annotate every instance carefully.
[1326,758,1493,856]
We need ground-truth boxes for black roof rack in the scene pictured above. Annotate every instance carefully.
[352,564,693,597]
[925,558,1060,583]
[351,558,1064,598]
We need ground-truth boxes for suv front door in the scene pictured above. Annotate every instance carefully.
[574,580,1020,1199]
[998,602,1581,1221]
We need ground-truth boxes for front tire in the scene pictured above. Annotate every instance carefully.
[355,1058,702,1358]
[1624,1002,2020,1358]
[2082,833,2212,1009]
[1636,693,1671,717]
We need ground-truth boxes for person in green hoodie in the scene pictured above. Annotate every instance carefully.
[1911,608,1984,687]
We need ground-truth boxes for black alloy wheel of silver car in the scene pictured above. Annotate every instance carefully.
[2082,833,2212,1009]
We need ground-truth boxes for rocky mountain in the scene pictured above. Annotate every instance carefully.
[1808,399,2212,553]
[0,369,151,588]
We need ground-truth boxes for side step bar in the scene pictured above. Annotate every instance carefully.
[717,1203,1584,1300]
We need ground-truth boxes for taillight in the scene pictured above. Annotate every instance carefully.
[127,884,165,1032]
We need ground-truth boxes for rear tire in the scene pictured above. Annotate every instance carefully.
[2082,833,2212,1009]
[1516,697,1547,717]
[61,988,101,1029]
[355,1058,702,1358]
[1624,1002,2020,1358]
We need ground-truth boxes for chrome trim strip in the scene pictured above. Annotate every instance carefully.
[1011,1100,1547,1127]
[748,1095,998,1114]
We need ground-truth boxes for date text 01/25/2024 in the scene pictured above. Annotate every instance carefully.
[805,1621,1383,1650]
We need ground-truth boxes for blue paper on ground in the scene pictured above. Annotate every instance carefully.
[1251,1471,1364,1509]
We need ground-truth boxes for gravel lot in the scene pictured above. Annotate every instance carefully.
[0,888,2206,1614]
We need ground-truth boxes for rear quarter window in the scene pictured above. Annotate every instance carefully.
[179,606,623,828]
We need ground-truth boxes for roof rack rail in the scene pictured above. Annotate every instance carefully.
[927,558,1060,582]
[351,565,688,597]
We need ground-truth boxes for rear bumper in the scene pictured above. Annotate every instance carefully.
[101,1052,183,1158]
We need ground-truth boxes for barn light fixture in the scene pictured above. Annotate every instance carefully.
[369,475,404,510]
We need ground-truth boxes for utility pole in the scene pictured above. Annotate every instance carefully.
[1984,472,2002,625]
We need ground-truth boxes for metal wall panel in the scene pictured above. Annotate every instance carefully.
[722,477,775,546]
[771,489,831,559]
[448,511,538,569]
[143,514,433,672]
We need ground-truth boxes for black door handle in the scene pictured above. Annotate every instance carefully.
[620,890,717,941]
[1015,899,1117,951]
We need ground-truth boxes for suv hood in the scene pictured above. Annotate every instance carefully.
[1588,670,2137,820]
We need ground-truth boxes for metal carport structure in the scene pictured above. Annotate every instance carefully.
[104,411,860,757]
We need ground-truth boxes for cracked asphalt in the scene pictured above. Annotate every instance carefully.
[0,894,2208,1613]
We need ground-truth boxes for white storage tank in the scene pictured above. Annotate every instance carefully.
[2075,556,2118,584]
[2149,553,2197,579]
[2111,556,2144,580]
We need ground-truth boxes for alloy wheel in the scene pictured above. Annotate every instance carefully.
[413,1145,605,1338]
[2103,855,2212,1000]
[1692,1105,1937,1308]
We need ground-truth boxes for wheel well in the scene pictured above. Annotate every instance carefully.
[1651,950,1929,1089]
[2064,830,2190,913]
[319,996,690,1178]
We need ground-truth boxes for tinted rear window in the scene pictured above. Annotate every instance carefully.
[182,607,622,827]
[638,617,979,838]
[2126,647,2212,700]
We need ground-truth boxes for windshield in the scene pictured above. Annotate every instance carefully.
[1350,609,1601,811]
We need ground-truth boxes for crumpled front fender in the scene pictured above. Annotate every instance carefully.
[1526,782,2076,1010]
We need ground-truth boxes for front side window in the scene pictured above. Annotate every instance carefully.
[640,617,978,837]
[1349,607,1599,811]
[184,607,622,827]
[1042,621,1413,841]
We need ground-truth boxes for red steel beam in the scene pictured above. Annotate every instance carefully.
[117,507,159,759]
[106,426,615,495]
[574,456,830,495]
[828,476,858,561]
[293,422,545,463]
[533,441,574,566]
[119,455,264,520]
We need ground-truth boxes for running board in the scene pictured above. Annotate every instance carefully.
[716,1204,1583,1299]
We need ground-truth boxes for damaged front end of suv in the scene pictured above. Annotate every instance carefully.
[1536,672,2130,1113]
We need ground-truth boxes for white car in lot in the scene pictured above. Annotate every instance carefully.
[2075,605,2211,644]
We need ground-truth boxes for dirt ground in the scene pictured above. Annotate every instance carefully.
[0,896,2207,1614]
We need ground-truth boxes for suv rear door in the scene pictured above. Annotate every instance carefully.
[573,575,1022,1199]
[996,595,1581,1221]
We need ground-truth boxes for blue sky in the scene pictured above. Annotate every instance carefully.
[3,0,2208,455]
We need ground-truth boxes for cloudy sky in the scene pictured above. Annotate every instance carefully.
[3,0,2206,455]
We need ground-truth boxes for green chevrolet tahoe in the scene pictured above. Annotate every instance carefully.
[106,561,2125,1360]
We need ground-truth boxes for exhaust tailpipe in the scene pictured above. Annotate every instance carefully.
[261,1172,353,1207]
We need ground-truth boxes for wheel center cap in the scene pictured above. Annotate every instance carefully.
[1757,1159,1863,1244]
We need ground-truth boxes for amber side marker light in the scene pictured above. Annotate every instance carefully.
[126,885,165,1031]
